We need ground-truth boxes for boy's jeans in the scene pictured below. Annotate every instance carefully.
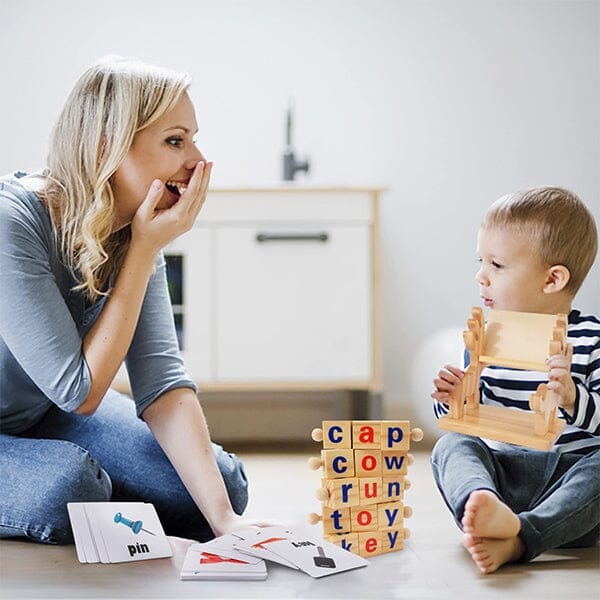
[431,432,600,561]
[0,390,248,544]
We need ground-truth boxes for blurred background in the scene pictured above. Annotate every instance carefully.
[2,0,598,444]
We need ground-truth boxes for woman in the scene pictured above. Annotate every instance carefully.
[0,56,266,544]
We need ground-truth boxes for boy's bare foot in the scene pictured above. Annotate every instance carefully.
[461,491,524,573]
[462,490,520,538]
[463,534,525,574]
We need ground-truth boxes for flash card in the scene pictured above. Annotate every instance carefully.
[84,505,110,563]
[67,503,96,563]
[261,535,369,578]
[93,502,172,563]
[67,502,172,564]
[189,535,264,565]
[181,540,267,581]
[231,526,299,569]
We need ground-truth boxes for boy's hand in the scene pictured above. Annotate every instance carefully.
[546,353,576,415]
[432,364,464,404]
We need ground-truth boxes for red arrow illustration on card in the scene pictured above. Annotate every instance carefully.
[251,537,287,549]
[199,552,250,565]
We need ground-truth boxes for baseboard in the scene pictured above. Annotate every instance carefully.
[200,390,352,443]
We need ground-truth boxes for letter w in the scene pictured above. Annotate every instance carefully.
[384,455,405,470]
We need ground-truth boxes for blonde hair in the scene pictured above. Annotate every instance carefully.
[42,55,191,301]
[482,186,598,294]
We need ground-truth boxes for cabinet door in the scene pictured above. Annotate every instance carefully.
[215,224,372,382]
[165,228,212,380]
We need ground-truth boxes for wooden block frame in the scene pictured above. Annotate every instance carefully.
[438,307,569,450]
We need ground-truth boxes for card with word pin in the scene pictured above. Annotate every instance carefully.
[180,537,267,581]
[67,502,172,563]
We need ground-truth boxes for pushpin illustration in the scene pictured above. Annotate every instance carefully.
[113,512,156,536]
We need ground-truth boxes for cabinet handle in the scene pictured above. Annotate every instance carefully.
[256,232,329,243]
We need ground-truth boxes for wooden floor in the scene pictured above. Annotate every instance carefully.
[1,447,598,599]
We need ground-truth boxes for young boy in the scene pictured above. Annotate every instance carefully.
[431,186,599,574]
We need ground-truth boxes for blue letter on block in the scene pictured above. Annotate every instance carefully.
[341,538,354,551]
[330,509,344,530]
[332,455,348,474]
[383,507,400,527]
[387,427,403,448]
[341,482,354,503]
[386,480,402,498]
[328,426,344,445]
[386,530,399,549]
[383,455,405,471]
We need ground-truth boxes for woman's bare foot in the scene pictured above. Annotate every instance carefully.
[463,534,525,574]
[462,490,520,538]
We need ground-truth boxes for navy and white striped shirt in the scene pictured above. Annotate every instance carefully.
[434,310,600,454]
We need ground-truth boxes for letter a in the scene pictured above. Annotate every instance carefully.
[358,426,375,444]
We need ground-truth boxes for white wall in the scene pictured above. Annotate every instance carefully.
[1,0,598,436]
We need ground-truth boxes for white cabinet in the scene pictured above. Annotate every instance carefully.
[115,187,383,415]
[215,224,371,382]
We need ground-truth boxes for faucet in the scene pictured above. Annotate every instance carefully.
[282,104,310,181]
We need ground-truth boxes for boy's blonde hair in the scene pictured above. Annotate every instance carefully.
[42,55,191,301]
[482,186,597,295]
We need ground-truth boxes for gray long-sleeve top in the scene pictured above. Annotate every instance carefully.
[0,172,196,434]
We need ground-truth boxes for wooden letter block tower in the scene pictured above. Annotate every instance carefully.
[308,420,423,558]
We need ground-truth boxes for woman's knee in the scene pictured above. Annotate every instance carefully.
[46,447,111,543]
[50,441,112,503]
[1,439,111,545]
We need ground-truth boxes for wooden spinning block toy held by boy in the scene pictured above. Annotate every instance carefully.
[438,307,571,450]
[308,420,423,558]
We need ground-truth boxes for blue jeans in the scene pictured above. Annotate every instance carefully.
[431,433,600,562]
[0,390,248,545]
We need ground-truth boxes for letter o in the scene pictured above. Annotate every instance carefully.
[361,454,377,471]
[357,511,372,526]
